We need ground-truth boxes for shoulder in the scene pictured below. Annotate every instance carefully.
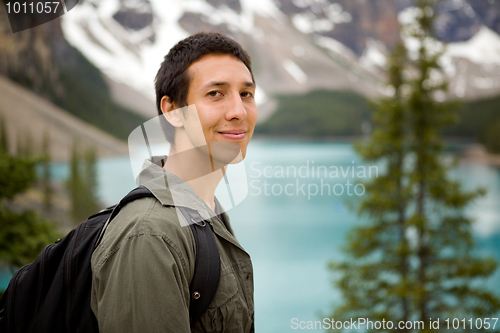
[91,196,196,277]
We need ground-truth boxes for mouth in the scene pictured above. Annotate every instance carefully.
[218,130,246,140]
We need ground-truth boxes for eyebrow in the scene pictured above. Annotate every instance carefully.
[203,81,255,89]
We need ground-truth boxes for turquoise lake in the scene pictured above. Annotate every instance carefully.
[2,139,500,332]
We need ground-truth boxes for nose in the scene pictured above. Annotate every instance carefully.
[225,92,247,121]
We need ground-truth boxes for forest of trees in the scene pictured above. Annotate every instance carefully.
[0,116,60,275]
[329,1,500,332]
[0,115,101,299]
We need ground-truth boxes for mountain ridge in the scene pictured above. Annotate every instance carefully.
[2,0,500,140]
[60,0,500,111]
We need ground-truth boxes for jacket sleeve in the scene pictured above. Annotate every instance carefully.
[91,234,192,333]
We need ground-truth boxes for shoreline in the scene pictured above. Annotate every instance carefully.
[460,144,500,167]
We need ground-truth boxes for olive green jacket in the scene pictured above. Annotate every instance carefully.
[90,159,254,332]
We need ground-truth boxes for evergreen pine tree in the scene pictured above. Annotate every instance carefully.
[329,41,414,331]
[66,142,101,223]
[329,1,500,331]
[14,128,35,157]
[67,140,83,223]
[24,130,34,157]
[0,115,8,153]
[41,130,53,212]
[82,146,100,216]
[15,130,23,156]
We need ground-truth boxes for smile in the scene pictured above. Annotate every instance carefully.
[218,130,246,140]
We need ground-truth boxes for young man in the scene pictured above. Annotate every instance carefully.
[90,33,257,332]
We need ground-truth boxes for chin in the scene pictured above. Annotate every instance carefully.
[207,141,244,165]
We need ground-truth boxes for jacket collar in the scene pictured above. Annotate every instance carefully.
[137,156,247,253]
[137,156,218,222]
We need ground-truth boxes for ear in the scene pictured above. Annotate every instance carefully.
[160,96,183,128]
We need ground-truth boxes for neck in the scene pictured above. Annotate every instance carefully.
[163,145,225,212]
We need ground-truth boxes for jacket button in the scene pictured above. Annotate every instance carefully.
[192,291,201,299]
[246,273,251,280]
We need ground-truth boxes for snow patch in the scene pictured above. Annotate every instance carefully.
[282,59,308,84]
[290,1,350,34]
[292,0,312,8]
[438,53,456,77]
[240,0,284,20]
[360,38,387,70]
[447,26,500,65]
[292,13,316,34]
[400,7,500,68]
[292,0,350,23]
[314,35,357,61]
[398,6,421,26]
[61,0,190,102]
[184,0,255,33]
[61,0,281,105]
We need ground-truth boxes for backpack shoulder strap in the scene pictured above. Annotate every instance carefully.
[96,187,221,327]
[177,207,221,328]
[95,186,155,247]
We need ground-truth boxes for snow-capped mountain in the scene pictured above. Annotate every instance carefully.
[55,0,500,119]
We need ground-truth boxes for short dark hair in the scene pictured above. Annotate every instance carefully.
[154,32,254,142]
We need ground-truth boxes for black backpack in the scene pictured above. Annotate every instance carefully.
[0,187,221,332]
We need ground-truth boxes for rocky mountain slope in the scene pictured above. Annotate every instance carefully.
[0,3,147,146]
[2,0,500,128]
[0,74,128,161]
[57,0,500,122]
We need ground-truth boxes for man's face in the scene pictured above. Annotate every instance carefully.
[180,54,258,161]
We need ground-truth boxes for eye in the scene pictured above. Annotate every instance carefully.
[241,91,254,98]
[208,91,222,97]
